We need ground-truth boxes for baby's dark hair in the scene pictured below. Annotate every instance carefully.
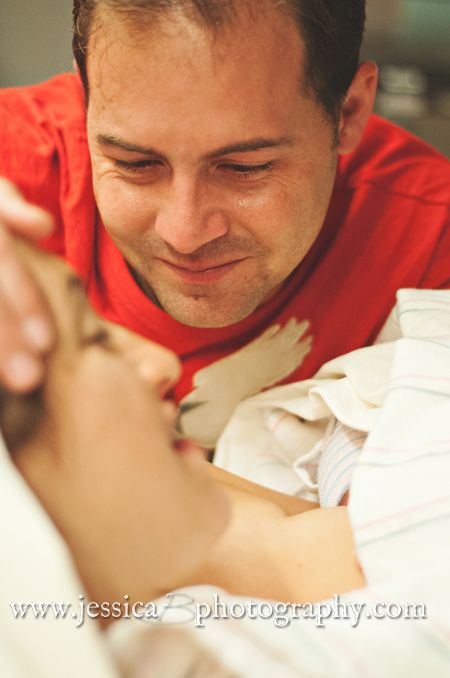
[0,387,45,453]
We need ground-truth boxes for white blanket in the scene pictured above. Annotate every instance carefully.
[213,324,394,500]
[0,433,118,678]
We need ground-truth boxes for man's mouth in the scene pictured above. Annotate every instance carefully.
[158,257,248,284]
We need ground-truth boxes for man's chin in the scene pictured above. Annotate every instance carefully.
[156,294,260,329]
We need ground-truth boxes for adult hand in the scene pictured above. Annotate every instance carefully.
[0,178,55,392]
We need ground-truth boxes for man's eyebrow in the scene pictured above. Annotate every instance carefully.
[96,134,294,158]
[205,137,294,159]
[97,134,160,156]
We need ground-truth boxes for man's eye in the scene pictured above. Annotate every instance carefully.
[220,162,273,179]
[112,159,162,173]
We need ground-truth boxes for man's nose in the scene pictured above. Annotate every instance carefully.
[154,176,229,254]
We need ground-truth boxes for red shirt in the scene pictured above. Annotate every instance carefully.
[1,73,449,406]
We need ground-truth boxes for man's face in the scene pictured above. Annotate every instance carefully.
[87,7,338,328]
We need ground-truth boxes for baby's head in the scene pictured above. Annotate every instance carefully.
[0,239,229,608]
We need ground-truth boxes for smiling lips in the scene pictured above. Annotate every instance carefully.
[159,257,247,283]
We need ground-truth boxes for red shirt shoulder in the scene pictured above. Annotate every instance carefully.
[339,114,450,206]
[0,73,95,267]
[331,114,450,296]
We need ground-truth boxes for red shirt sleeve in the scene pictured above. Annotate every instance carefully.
[419,209,450,290]
[0,73,94,263]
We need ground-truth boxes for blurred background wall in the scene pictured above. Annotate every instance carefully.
[362,0,450,156]
[0,0,449,156]
[0,0,73,88]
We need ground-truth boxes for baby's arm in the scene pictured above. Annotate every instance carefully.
[183,476,365,603]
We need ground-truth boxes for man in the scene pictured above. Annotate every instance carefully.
[0,0,449,445]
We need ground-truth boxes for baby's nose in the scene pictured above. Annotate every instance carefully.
[136,340,181,398]
[110,322,181,398]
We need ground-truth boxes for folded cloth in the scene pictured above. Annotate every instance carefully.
[317,420,367,507]
[109,568,450,678]
[214,289,449,505]
[213,339,392,502]
[108,562,450,678]
[0,432,118,678]
[350,309,450,583]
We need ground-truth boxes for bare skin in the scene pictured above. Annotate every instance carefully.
[187,466,365,603]
[209,464,318,516]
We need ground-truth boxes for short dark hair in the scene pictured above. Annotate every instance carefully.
[72,0,366,125]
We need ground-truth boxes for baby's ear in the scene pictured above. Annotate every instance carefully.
[0,386,45,454]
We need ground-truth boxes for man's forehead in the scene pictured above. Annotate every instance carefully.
[89,0,293,40]
[84,4,320,159]
[87,3,304,91]
[88,39,307,137]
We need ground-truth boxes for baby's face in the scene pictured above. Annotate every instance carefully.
[13,242,229,604]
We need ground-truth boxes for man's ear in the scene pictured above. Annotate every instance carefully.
[336,61,379,155]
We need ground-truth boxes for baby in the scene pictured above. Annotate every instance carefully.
[1,239,365,610]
